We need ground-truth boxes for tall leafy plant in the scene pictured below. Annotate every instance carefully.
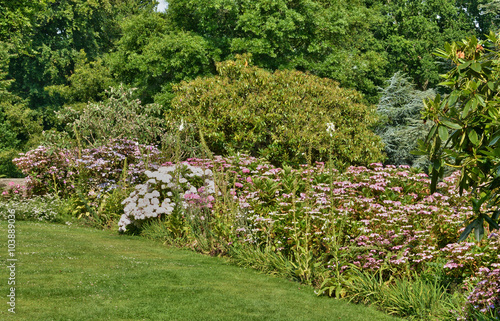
[420,33,500,242]
[169,55,384,168]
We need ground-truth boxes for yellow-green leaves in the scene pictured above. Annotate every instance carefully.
[170,55,384,168]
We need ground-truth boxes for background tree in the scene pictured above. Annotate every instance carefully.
[166,0,388,103]
[0,42,42,177]
[374,0,487,92]
[375,72,434,168]
[106,12,213,106]
[7,0,158,125]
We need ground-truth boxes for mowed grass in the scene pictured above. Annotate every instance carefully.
[0,221,401,321]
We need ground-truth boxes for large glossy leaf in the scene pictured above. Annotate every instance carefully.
[474,218,484,242]
[438,126,449,141]
[471,62,482,72]
[458,218,477,242]
[468,129,478,145]
[484,214,499,230]
[441,119,462,130]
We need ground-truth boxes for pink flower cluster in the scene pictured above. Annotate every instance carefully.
[13,139,161,195]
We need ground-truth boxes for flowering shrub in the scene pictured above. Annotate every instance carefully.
[13,138,161,196]
[119,162,215,233]
[463,266,500,319]
[57,85,166,146]
[1,181,26,200]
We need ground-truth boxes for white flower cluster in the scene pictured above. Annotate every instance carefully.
[0,195,63,222]
[118,163,215,232]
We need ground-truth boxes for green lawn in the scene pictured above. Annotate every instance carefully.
[0,221,400,321]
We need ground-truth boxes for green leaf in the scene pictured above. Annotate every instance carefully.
[458,61,471,71]
[448,91,459,107]
[493,210,500,221]
[438,126,449,141]
[471,62,482,72]
[474,218,484,242]
[488,130,500,146]
[425,124,438,143]
[484,214,499,230]
[462,100,472,118]
[468,129,479,145]
[441,119,462,130]
[458,219,476,242]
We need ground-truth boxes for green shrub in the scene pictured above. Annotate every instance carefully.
[168,55,385,168]
[57,85,166,147]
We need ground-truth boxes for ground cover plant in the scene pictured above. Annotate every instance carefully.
[0,221,400,321]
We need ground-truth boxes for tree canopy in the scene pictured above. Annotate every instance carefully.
[1,0,499,176]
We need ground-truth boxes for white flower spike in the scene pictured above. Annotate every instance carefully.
[326,123,336,137]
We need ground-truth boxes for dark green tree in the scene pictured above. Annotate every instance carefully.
[166,0,388,102]
[106,11,213,105]
[375,0,491,91]
[0,42,42,176]
[7,0,158,124]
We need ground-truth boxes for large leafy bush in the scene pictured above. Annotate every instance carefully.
[168,55,384,168]
[421,34,500,242]
[57,85,166,147]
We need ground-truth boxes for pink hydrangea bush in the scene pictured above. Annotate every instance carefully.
[13,139,161,196]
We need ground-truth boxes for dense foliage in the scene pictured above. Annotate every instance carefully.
[376,72,434,168]
[1,0,497,176]
[57,85,166,146]
[13,138,161,196]
[421,34,500,242]
[169,56,384,168]
[3,1,500,319]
